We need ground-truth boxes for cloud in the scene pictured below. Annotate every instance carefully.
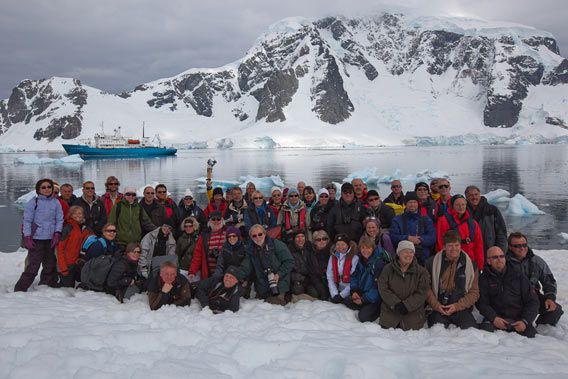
[0,0,566,99]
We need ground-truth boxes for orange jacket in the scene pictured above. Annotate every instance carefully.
[57,217,92,274]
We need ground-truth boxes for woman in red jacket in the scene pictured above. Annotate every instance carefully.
[57,205,93,287]
[436,195,484,269]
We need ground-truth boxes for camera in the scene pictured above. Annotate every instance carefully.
[266,268,279,296]
[207,158,217,168]
[209,248,220,259]
[440,292,451,306]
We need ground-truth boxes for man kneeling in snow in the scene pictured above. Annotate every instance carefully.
[148,261,191,310]
[426,231,479,329]
[477,246,539,338]
[196,265,242,313]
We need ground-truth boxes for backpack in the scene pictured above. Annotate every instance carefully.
[81,235,107,252]
[19,197,39,248]
[80,255,115,291]
[444,214,475,244]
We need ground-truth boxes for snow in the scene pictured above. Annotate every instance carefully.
[1,249,568,378]
[0,144,25,153]
[13,154,84,165]
[506,194,546,216]
[558,233,568,245]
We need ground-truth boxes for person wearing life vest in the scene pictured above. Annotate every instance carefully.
[56,205,92,287]
[277,188,307,243]
[436,195,484,270]
[326,233,359,305]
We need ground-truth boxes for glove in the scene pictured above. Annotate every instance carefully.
[24,236,35,250]
[331,295,343,304]
[394,302,409,315]
[50,232,62,249]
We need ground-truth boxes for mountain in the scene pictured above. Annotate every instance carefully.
[1,12,567,149]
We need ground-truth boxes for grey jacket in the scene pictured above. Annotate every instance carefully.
[507,248,558,301]
[139,228,176,278]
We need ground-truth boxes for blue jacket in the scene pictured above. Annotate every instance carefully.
[390,211,436,262]
[23,195,64,240]
[350,251,385,304]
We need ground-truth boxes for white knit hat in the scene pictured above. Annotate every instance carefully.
[124,186,137,195]
[271,186,282,194]
[317,188,329,197]
[396,240,416,255]
[184,189,194,198]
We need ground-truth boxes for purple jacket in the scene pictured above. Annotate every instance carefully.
[23,195,64,240]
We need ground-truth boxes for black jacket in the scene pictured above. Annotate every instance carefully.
[467,197,507,254]
[326,199,368,242]
[73,196,107,237]
[310,202,334,232]
[106,255,139,291]
[477,263,539,324]
[366,202,395,229]
[214,241,247,278]
[178,201,207,229]
[196,276,241,313]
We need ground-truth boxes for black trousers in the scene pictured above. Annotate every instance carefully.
[345,299,380,323]
[14,240,57,291]
[479,320,537,338]
[428,309,478,329]
[536,294,563,326]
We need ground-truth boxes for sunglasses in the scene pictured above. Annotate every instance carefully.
[488,254,506,260]
[227,234,239,239]
[145,192,155,195]
[314,237,329,242]
[253,197,264,200]
[288,194,299,198]
[131,249,141,254]
[367,197,380,201]
[40,185,52,189]
[184,224,195,228]
[319,194,329,198]
[272,193,282,197]
[251,233,264,238]
[107,182,119,186]
[184,197,193,200]
[124,192,136,197]
[510,243,528,249]
[210,217,222,222]
[104,229,117,233]
[438,184,450,189]
[156,190,167,194]
[84,187,95,190]
[391,185,401,188]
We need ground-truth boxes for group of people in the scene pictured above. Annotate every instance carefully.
[15,174,563,337]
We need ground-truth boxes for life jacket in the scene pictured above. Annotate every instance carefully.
[444,213,475,244]
[332,254,353,284]
[82,235,107,252]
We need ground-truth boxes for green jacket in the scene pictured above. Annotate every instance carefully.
[239,238,294,298]
[378,258,430,330]
[108,199,155,247]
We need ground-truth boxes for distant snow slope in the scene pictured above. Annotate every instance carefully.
[1,249,567,378]
[1,11,567,151]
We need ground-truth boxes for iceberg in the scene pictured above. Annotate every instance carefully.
[506,194,545,216]
[484,189,512,203]
[14,154,83,165]
[216,138,234,149]
[344,168,449,185]
[253,136,278,149]
[194,175,285,193]
[176,141,208,150]
[0,144,25,153]
[559,233,568,245]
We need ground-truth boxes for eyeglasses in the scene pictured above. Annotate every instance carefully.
[40,185,52,189]
[416,187,428,191]
[124,192,136,197]
[131,249,141,254]
[104,229,117,233]
[253,197,264,200]
[145,192,155,195]
[84,187,95,190]
[227,234,238,239]
[342,190,354,194]
[488,254,506,260]
[367,197,380,201]
[156,190,167,194]
[107,182,119,186]
[438,184,450,189]
[210,217,222,222]
[272,194,281,197]
[184,197,193,200]
[288,194,299,198]
[510,243,528,249]
[319,194,329,198]
[315,237,329,242]
[251,233,264,238]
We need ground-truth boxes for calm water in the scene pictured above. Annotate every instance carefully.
[1,145,567,251]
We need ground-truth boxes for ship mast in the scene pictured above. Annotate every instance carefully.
[142,121,145,139]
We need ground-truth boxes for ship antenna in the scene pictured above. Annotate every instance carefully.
[143,121,145,138]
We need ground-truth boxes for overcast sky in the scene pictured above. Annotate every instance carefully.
[1,0,566,99]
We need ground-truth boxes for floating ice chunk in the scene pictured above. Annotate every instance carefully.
[15,191,37,205]
[254,136,278,149]
[484,189,511,203]
[506,194,545,216]
[0,144,25,153]
[238,175,285,189]
[195,177,240,192]
[343,168,378,183]
[177,141,208,149]
[14,154,84,165]
[559,233,568,244]
[216,138,234,149]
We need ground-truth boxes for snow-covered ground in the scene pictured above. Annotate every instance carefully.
[1,249,568,378]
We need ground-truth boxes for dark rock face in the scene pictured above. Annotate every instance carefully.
[545,117,567,129]
[523,36,560,55]
[252,69,299,122]
[543,59,568,85]
[34,115,82,141]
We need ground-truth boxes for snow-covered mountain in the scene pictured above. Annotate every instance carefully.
[1,12,567,149]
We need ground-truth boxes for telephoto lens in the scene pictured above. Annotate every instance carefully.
[266,269,279,296]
